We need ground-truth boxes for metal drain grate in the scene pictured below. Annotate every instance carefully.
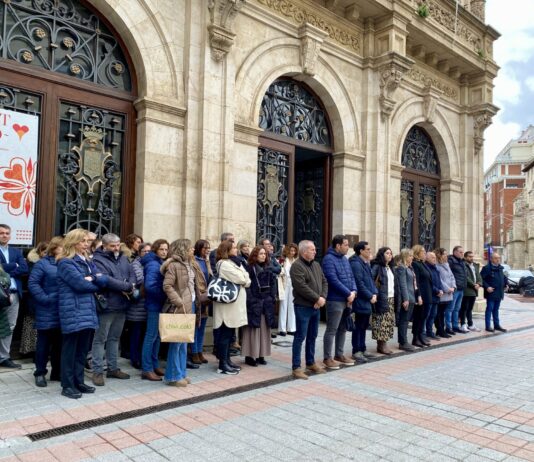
[28,375,293,441]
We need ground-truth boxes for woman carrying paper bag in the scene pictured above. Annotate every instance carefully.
[161,239,206,387]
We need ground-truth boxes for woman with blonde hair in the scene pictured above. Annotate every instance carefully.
[411,245,431,347]
[28,237,64,387]
[395,248,420,351]
[57,229,108,399]
[161,239,207,387]
[278,243,298,336]
[213,240,251,375]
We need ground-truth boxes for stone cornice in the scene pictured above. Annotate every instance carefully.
[254,0,362,54]
[234,123,263,146]
[134,97,186,129]
[403,0,490,59]
[332,151,365,170]
[440,178,464,192]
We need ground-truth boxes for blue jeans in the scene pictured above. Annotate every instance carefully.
[425,302,438,336]
[92,312,126,374]
[451,290,464,328]
[292,304,320,370]
[193,317,207,354]
[141,311,160,373]
[165,342,187,381]
[351,313,370,353]
[443,301,453,330]
[485,298,502,329]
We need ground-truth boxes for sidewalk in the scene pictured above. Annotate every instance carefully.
[0,296,533,456]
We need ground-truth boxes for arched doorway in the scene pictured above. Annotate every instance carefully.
[400,126,440,250]
[0,0,136,245]
[257,78,332,257]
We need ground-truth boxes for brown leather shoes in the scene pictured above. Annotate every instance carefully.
[198,353,208,364]
[142,371,162,381]
[191,353,202,365]
[292,368,309,380]
[377,341,393,355]
[306,363,326,374]
[154,367,165,376]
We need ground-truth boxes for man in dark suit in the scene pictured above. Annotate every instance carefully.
[0,224,29,368]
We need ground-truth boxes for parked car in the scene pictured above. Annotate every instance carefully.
[505,269,533,293]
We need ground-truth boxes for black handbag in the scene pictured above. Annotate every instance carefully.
[207,277,240,303]
[94,293,108,314]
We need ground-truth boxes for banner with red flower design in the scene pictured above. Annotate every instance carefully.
[0,109,39,245]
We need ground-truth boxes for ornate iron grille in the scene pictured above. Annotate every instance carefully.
[256,147,289,252]
[418,184,437,251]
[56,102,125,236]
[0,85,42,115]
[0,0,131,91]
[400,179,414,250]
[401,126,439,175]
[295,162,324,258]
[259,80,331,146]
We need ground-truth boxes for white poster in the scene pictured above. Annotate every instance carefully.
[0,109,39,245]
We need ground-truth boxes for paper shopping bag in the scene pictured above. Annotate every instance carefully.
[158,313,196,343]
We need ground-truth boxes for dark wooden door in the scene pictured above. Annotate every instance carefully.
[0,66,135,244]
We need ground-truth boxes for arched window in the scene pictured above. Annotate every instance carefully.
[400,126,440,250]
[0,0,135,244]
[257,78,332,257]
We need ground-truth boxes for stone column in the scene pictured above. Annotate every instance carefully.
[331,152,365,237]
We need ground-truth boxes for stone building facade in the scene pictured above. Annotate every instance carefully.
[0,0,499,255]
[506,158,534,269]
[484,126,534,257]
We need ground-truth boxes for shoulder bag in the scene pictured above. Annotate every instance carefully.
[159,303,196,343]
[207,261,240,303]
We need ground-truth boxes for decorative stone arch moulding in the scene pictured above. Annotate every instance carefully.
[390,98,460,181]
[91,0,182,102]
[234,37,359,153]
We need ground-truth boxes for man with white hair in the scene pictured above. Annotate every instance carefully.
[91,233,136,386]
[289,240,328,380]
[480,253,508,333]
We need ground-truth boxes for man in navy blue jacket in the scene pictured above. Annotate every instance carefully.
[322,235,357,369]
[91,233,136,385]
[0,224,29,368]
[349,241,378,363]
[481,253,508,333]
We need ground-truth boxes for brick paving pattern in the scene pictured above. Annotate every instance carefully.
[0,296,533,461]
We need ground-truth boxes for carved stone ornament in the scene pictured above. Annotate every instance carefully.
[298,23,329,76]
[471,103,498,156]
[423,85,442,124]
[376,52,414,121]
[208,0,247,61]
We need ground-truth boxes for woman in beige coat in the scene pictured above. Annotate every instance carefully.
[161,239,206,387]
[213,240,251,375]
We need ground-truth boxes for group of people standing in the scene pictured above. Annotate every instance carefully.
[288,236,509,380]
[0,223,509,395]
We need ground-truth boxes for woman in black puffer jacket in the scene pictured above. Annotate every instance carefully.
[241,245,276,367]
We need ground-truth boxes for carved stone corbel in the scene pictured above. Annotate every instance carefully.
[208,0,247,61]
[298,23,329,76]
[376,52,414,122]
[471,103,499,156]
[423,85,442,124]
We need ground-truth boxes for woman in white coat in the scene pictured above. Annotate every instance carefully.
[278,243,297,335]
[213,240,251,375]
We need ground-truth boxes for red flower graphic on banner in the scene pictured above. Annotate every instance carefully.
[0,157,37,217]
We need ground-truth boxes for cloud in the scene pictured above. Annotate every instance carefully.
[484,116,521,170]
[493,69,521,106]
[526,77,534,93]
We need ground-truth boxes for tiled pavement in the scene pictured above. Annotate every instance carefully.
[0,295,533,461]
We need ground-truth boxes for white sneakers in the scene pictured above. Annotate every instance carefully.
[468,324,481,332]
[460,324,470,333]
